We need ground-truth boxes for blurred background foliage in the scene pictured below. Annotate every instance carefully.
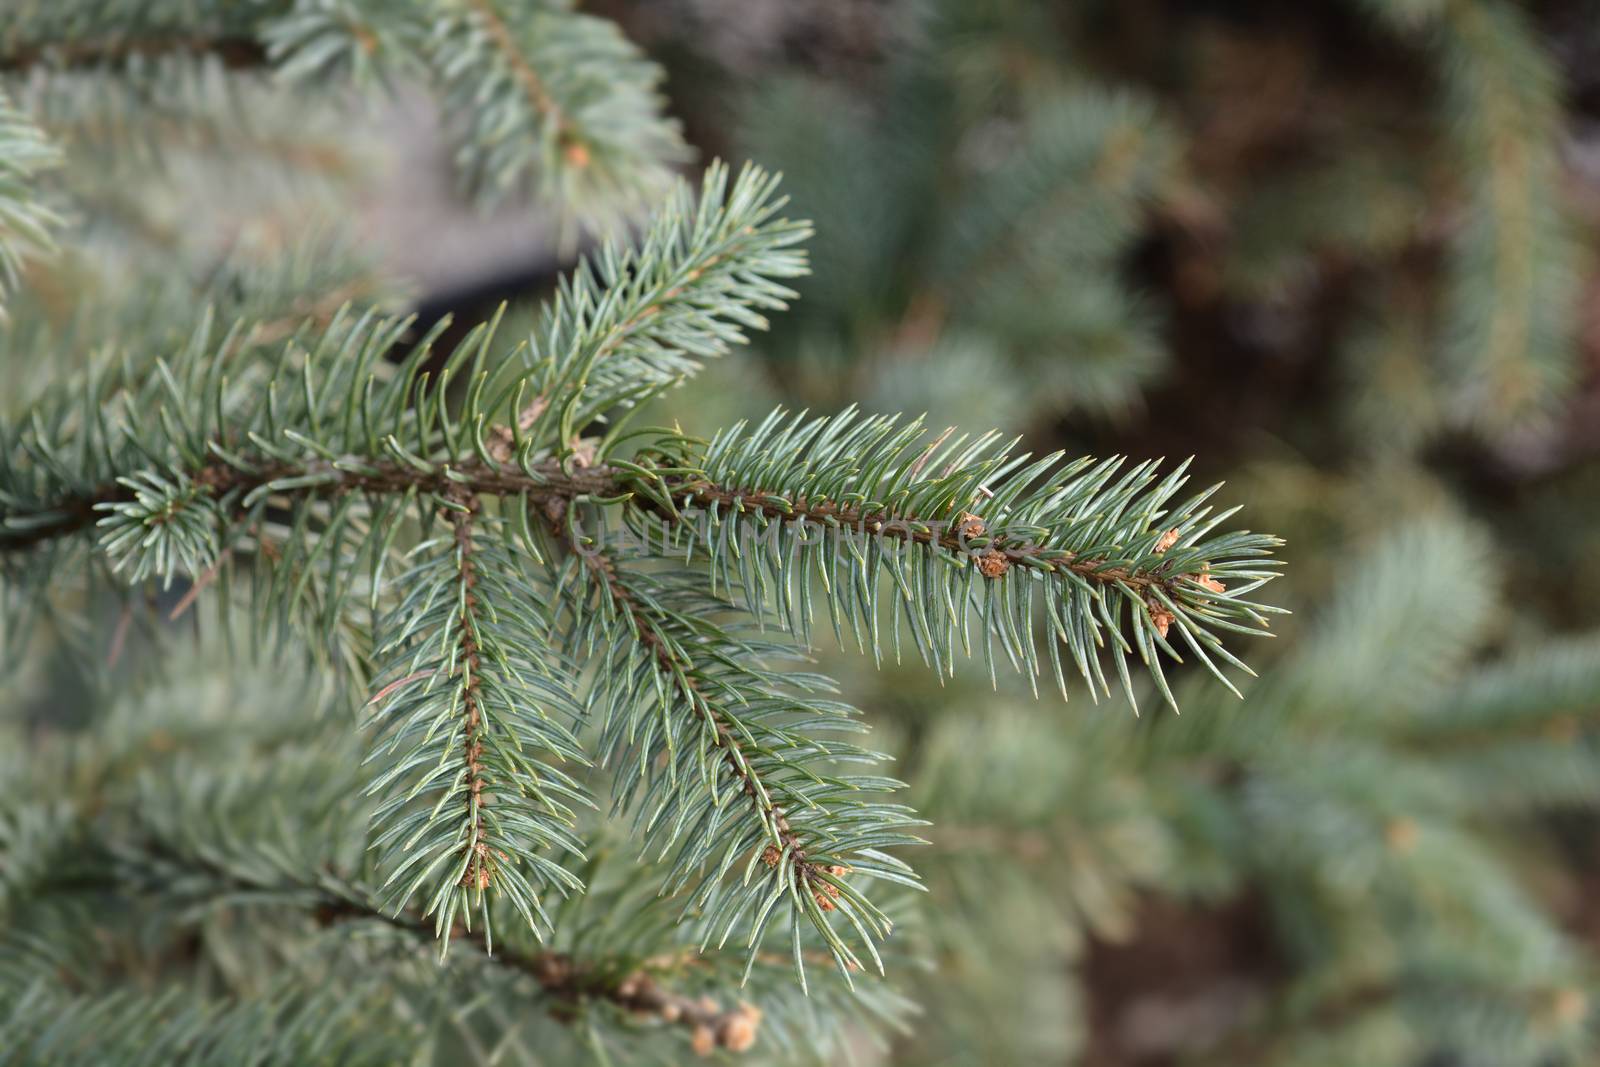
[619,7,1600,1056]
[7,0,1600,1064]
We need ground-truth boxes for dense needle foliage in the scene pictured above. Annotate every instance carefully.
[5,2,1600,1066]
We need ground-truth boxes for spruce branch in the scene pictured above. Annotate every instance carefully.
[5,0,688,229]
[316,894,772,1055]
[1,455,623,554]
[1359,0,1581,433]
[260,0,691,224]
[0,87,62,316]
[453,0,572,141]
[497,160,810,456]
[0,34,268,73]
[0,162,1281,975]
[1431,0,1579,432]
[8,432,1277,717]
[0,1,267,75]
[2,722,899,1062]
[366,494,589,951]
[3,831,771,1060]
[632,407,1284,710]
[555,530,921,986]
[94,469,222,589]
[408,0,689,222]
[112,832,774,1055]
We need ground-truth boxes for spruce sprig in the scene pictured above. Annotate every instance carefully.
[0,162,1282,969]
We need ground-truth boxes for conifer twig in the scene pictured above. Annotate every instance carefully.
[0,36,269,74]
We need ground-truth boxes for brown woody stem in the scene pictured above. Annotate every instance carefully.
[450,493,493,892]
[0,35,269,73]
[312,881,762,1053]
[2,454,1185,614]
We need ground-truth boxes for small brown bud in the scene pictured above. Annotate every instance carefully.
[1385,817,1419,854]
[459,840,513,889]
[1154,528,1180,554]
[977,551,1010,579]
[760,845,781,868]
[1194,563,1226,595]
[811,873,841,910]
[659,1001,681,1023]
[1551,988,1588,1025]
[563,140,592,168]
[690,1025,716,1057]
[460,857,493,890]
[1149,606,1174,640]
[955,511,986,539]
[719,1008,760,1053]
